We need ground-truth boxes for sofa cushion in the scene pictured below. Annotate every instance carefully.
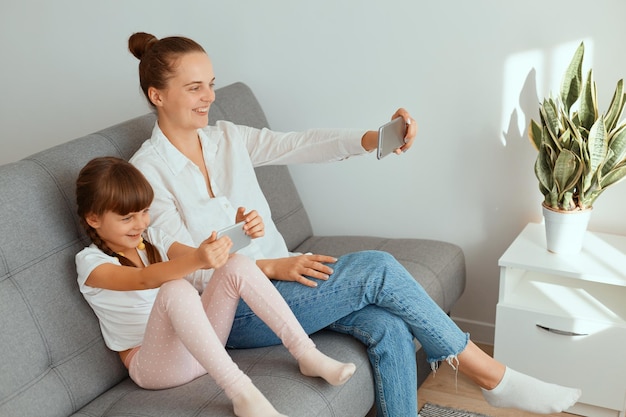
[69,332,374,417]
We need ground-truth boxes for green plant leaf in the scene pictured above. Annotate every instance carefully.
[553,149,582,200]
[560,42,584,112]
[578,69,598,130]
[580,189,602,209]
[544,189,558,208]
[529,119,542,151]
[584,118,608,189]
[558,127,572,151]
[535,144,554,192]
[604,79,625,132]
[603,123,626,174]
[542,121,561,158]
[563,112,584,144]
[562,191,576,209]
[583,163,626,208]
[600,163,626,189]
[541,98,561,144]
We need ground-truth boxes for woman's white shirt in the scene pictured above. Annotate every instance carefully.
[130,121,367,290]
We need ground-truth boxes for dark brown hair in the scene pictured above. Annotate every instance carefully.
[128,32,206,107]
[76,156,162,266]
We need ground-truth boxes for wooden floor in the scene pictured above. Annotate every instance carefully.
[417,343,572,417]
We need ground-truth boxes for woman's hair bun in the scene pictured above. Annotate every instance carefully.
[128,32,158,60]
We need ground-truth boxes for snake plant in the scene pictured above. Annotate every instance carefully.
[529,42,626,211]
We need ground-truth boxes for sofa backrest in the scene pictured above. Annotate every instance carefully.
[0,82,312,416]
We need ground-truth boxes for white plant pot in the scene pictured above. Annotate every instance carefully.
[542,204,592,254]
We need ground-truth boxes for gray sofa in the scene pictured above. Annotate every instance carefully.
[0,82,466,417]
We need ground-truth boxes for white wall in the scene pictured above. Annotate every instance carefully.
[3,0,626,343]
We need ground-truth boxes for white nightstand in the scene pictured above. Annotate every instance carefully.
[493,223,626,417]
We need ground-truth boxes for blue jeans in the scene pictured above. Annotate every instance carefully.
[226,250,469,417]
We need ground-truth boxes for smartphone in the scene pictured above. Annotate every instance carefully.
[216,221,252,253]
[377,117,407,160]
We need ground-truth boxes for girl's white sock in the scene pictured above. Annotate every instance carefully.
[231,379,288,417]
[481,367,581,414]
[298,348,356,386]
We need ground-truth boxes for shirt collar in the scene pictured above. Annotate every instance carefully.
[197,126,219,161]
[149,122,220,176]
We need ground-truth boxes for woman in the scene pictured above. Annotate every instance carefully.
[128,32,580,416]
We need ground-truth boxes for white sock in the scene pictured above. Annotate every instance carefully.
[298,348,356,386]
[482,367,581,414]
[231,379,288,417]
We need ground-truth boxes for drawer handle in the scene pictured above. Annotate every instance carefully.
[536,324,588,337]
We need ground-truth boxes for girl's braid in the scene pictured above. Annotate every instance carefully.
[80,217,138,267]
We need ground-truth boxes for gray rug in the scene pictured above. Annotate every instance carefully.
[419,403,493,417]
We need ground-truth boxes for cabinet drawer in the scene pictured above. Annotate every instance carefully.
[494,304,626,412]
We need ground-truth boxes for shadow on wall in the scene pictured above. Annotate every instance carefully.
[502,68,539,148]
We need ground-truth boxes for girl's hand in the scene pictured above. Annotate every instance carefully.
[256,254,338,287]
[236,207,265,239]
[197,231,232,269]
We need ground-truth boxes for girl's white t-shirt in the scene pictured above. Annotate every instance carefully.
[76,227,175,352]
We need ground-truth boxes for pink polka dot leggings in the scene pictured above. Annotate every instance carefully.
[126,254,315,399]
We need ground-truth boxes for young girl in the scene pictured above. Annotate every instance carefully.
[75,156,356,417]
[127,32,581,416]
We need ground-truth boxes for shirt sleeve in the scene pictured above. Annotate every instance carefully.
[217,121,370,167]
[147,175,196,247]
[76,247,120,294]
